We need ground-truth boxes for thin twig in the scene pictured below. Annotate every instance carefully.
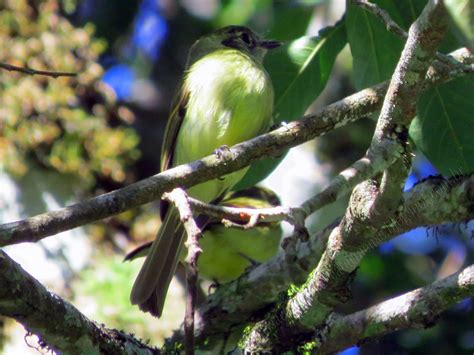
[188,196,307,233]
[163,188,202,355]
[188,196,290,224]
[352,0,408,39]
[299,149,398,219]
[222,212,260,229]
[0,62,77,78]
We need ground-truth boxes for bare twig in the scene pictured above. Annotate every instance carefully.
[222,212,260,229]
[188,196,291,224]
[0,62,77,78]
[352,0,408,39]
[298,149,398,219]
[163,188,203,355]
[188,196,306,232]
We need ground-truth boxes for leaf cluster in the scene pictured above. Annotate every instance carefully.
[0,0,140,185]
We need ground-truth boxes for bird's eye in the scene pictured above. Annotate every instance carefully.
[241,32,251,45]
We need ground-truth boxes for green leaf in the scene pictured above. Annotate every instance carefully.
[410,76,474,176]
[345,0,425,89]
[235,20,347,189]
[267,3,314,41]
[346,0,466,89]
[215,0,270,27]
[384,0,427,29]
[271,22,347,122]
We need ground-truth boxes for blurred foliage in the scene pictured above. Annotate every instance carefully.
[0,0,140,186]
[76,254,143,329]
[214,0,268,27]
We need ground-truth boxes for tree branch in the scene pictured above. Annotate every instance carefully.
[0,251,158,354]
[317,264,474,353]
[187,196,292,225]
[163,189,203,355]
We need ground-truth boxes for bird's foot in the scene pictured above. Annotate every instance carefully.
[214,145,233,161]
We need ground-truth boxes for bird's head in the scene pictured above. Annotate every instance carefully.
[188,25,282,65]
[217,26,282,61]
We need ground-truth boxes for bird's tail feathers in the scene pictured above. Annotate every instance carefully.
[130,208,184,317]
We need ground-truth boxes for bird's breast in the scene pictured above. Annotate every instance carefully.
[173,49,274,202]
[175,50,274,165]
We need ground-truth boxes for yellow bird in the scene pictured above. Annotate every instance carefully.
[130,26,281,317]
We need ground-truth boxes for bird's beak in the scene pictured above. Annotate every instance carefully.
[259,39,283,50]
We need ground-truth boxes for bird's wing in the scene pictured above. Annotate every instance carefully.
[160,83,190,172]
[159,83,190,219]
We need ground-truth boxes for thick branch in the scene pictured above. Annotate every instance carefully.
[292,52,471,220]
[0,251,157,354]
[242,1,449,351]
[318,264,474,353]
[0,47,470,248]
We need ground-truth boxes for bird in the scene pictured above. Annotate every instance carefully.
[130,25,281,317]
[125,186,282,283]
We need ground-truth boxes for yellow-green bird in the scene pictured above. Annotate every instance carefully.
[130,26,281,317]
[197,186,282,282]
[126,186,282,283]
